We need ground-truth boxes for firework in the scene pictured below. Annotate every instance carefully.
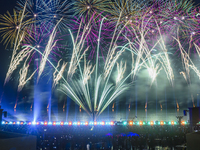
[60,16,174,119]
[70,15,112,59]
[4,46,33,85]
[107,0,146,22]
[67,18,91,79]
[116,61,126,84]
[0,8,33,48]
[37,19,61,82]
[52,59,68,89]
[72,0,109,20]
[2,0,200,119]
[17,0,73,32]
[18,53,37,92]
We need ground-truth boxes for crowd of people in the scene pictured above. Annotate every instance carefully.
[0,123,190,150]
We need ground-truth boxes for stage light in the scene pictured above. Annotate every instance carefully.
[64,122,68,125]
[73,122,77,125]
[150,121,154,125]
[148,122,150,125]
[20,122,24,125]
[129,121,133,125]
[32,122,36,125]
[85,122,88,125]
[69,122,72,125]
[139,121,143,125]
[136,122,139,125]
[9,122,13,124]
[13,122,16,125]
[171,121,174,125]
[160,121,164,125]
[89,122,94,125]
[60,122,64,125]
[44,122,48,125]
[48,122,52,125]
[94,121,97,125]
[17,122,20,125]
[53,122,56,125]
[110,121,114,125]
[37,122,40,125]
[101,122,105,125]
[123,122,127,125]
[41,122,44,125]
[168,121,171,125]
[2,121,5,124]
[28,122,31,125]
[77,122,80,125]
[181,121,187,125]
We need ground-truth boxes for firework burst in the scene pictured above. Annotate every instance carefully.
[0,9,33,48]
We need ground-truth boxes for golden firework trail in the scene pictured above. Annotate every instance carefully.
[4,2,31,85]
[18,53,37,92]
[83,55,95,85]
[173,34,200,107]
[116,61,126,84]
[30,104,32,111]
[37,19,61,83]
[4,47,33,85]
[67,18,91,80]
[52,59,68,89]
[160,103,162,110]
[104,12,129,79]
[180,71,188,83]
[112,103,114,112]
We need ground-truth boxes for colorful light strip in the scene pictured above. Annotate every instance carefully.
[1,121,187,126]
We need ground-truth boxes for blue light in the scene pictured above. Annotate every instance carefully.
[41,122,44,125]
[123,122,127,125]
[48,122,52,125]
[64,122,68,125]
[56,122,60,125]
[2,121,5,124]
[9,122,13,124]
[32,122,36,125]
